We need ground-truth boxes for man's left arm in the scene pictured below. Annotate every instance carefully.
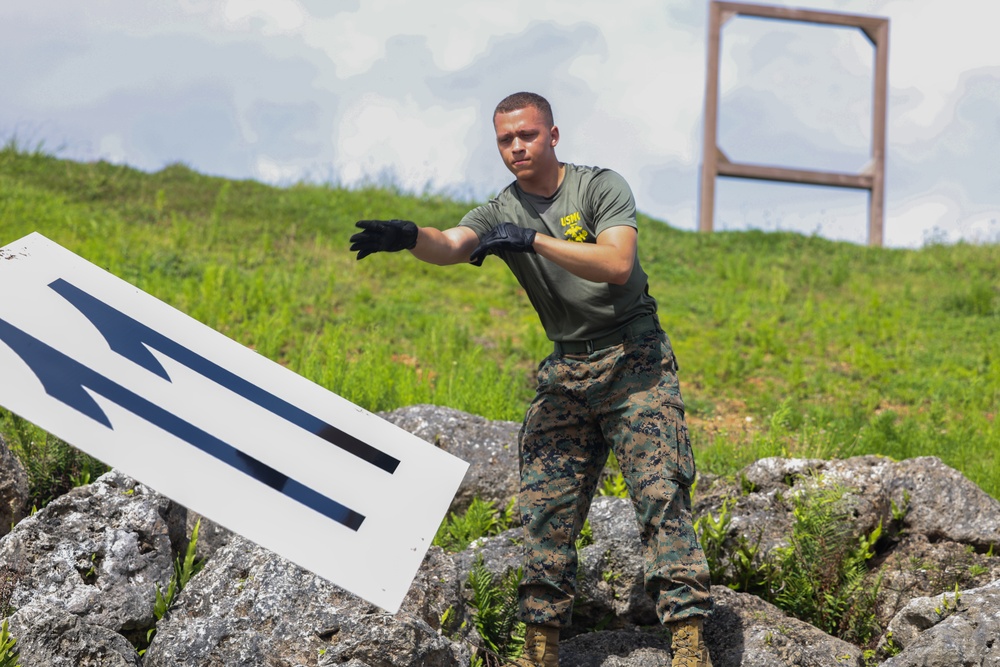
[532,226,636,285]
[469,169,639,283]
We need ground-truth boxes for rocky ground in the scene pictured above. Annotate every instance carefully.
[1,404,997,666]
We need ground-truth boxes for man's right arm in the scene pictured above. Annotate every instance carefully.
[350,219,479,265]
[410,225,480,266]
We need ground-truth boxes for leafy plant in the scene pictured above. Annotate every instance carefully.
[158,519,205,613]
[434,497,516,553]
[0,619,19,667]
[768,485,883,642]
[438,605,466,640]
[575,519,594,552]
[945,279,996,317]
[882,630,902,657]
[967,563,989,578]
[889,488,911,539]
[699,483,886,646]
[891,490,911,523]
[466,555,525,666]
[139,519,205,653]
[730,532,774,594]
[694,499,733,585]
[598,472,628,498]
[738,472,759,495]
[933,583,963,619]
[0,411,108,509]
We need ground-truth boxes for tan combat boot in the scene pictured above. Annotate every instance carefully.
[670,617,713,667]
[511,623,559,667]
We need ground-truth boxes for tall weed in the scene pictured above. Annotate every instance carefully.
[0,619,19,667]
[466,555,525,666]
[697,481,885,646]
[0,410,108,508]
[433,497,516,553]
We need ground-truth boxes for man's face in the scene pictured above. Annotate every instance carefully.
[493,105,559,183]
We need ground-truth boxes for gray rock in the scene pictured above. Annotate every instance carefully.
[733,456,1000,552]
[817,455,897,539]
[7,602,141,666]
[0,469,175,634]
[739,457,826,492]
[561,585,866,667]
[380,404,521,513]
[825,456,1000,625]
[454,528,524,580]
[399,545,466,634]
[449,497,662,637]
[434,451,1000,664]
[5,403,1000,667]
[880,578,1000,666]
[705,456,895,560]
[448,526,525,646]
[705,586,863,667]
[143,535,471,667]
[887,457,1000,549]
[693,455,1000,590]
[0,434,29,538]
[574,497,659,632]
[870,533,1000,628]
[560,627,674,666]
[184,511,233,562]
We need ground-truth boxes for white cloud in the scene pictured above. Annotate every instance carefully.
[298,0,541,78]
[0,0,996,247]
[337,94,477,191]
[254,154,305,184]
[879,0,998,131]
[222,0,306,34]
[301,14,383,78]
[887,195,960,248]
[98,133,128,164]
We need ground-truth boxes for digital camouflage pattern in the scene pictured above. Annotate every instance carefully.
[518,330,713,627]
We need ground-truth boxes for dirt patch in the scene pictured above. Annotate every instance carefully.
[687,398,762,441]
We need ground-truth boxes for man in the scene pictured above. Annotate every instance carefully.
[350,92,713,667]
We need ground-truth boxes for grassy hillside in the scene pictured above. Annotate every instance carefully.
[1,143,998,503]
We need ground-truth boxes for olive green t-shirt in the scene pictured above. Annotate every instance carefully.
[460,163,658,342]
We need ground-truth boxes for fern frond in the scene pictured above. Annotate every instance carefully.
[467,555,525,661]
[0,619,20,667]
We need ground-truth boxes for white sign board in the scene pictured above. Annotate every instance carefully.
[0,232,468,613]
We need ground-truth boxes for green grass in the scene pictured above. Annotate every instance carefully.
[1,141,998,505]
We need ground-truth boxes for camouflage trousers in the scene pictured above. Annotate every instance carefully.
[517,328,713,628]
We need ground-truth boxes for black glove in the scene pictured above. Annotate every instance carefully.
[469,222,536,266]
[350,219,419,260]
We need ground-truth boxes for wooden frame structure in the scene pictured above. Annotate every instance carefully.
[698,2,890,246]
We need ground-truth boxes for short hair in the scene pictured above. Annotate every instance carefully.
[494,92,554,127]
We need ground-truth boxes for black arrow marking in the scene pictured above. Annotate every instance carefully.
[0,317,365,531]
[48,278,399,475]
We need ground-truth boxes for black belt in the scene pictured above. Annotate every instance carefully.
[553,314,660,356]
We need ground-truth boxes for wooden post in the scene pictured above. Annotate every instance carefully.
[697,2,890,246]
[867,20,889,247]
[699,3,723,234]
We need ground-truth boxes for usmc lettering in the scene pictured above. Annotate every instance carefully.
[558,212,588,243]
[560,212,582,227]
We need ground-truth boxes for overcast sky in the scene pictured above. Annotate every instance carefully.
[2,0,998,247]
